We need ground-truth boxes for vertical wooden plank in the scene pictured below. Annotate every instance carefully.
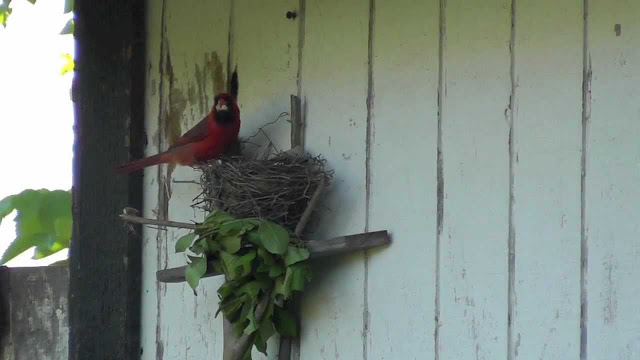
[233,0,299,157]
[512,1,583,358]
[140,1,230,359]
[299,0,369,358]
[10,267,69,360]
[69,0,145,359]
[366,0,439,358]
[586,1,640,358]
[439,1,511,359]
[232,1,299,358]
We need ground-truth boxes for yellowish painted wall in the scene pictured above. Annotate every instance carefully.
[141,1,640,359]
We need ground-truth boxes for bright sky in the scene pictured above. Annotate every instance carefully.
[0,0,74,266]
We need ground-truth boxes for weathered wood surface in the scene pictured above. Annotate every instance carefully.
[141,1,232,359]
[0,266,69,360]
[69,0,145,359]
[232,0,300,157]
[300,0,370,358]
[586,1,640,359]
[512,0,583,358]
[439,1,511,358]
[156,231,390,283]
[138,1,640,359]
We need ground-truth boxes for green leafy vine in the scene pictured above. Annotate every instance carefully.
[175,210,312,359]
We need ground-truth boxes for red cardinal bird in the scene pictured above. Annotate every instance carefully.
[116,71,240,174]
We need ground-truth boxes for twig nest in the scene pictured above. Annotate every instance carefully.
[196,149,333,231]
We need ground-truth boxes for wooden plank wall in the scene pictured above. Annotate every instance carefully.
[142,0,640,359]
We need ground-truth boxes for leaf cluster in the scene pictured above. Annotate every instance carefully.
[0,189,71,264]
[175,210,312,359]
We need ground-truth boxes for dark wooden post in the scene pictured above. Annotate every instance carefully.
[69,1,146,359]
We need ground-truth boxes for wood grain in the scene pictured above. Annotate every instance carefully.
[68,1,145,359]
[586,1,640,358]
[512,0,583,358]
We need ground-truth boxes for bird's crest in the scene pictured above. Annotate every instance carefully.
[229,66,239,100]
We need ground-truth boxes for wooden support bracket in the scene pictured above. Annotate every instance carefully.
[154,230,390,283]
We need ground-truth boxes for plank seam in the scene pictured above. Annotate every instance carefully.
[363,0,375,359]
[226,0,235,87]
[507,0,517,359]
[155,2,169,359]
[296,0,306,100]
[435,0,446,358]
[580,0,591,358]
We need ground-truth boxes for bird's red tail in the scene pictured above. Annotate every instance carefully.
[115,152,174,174]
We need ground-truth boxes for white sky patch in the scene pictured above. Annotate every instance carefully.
[0,0,73,266]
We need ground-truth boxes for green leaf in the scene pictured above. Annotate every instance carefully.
[0,194,15,222]
[238,280,269,297]
[244,302,259,335]
[290,263,313,292]
[185,256,207,292]
[254,249,273,273]
[254,330,268,355]
[284,246,310,266]
[60,18,74,35]
[258,220,289,255]
[220,250,255,280]
[60,53,74,75]
[217,294,246,320]
[0,0,12,28]
[220,251,239,279]
[273,269,293,300]
[0,189,71,264]
[218,219,256,235]
[175,233,196,253]
[1,233,49,265]
[190,238,208,255]
[235,250,256,278]
[247,231,262,246]
[220,235,241,254]
[274,307,297,338]
[258,313,275,342]
[204,209,234,226]
[26,0,36,4]
[281,267,294,299]
[63,0,73,13]
[232,316,249,337]
[268,265,285,278]
[206,238,221,252]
